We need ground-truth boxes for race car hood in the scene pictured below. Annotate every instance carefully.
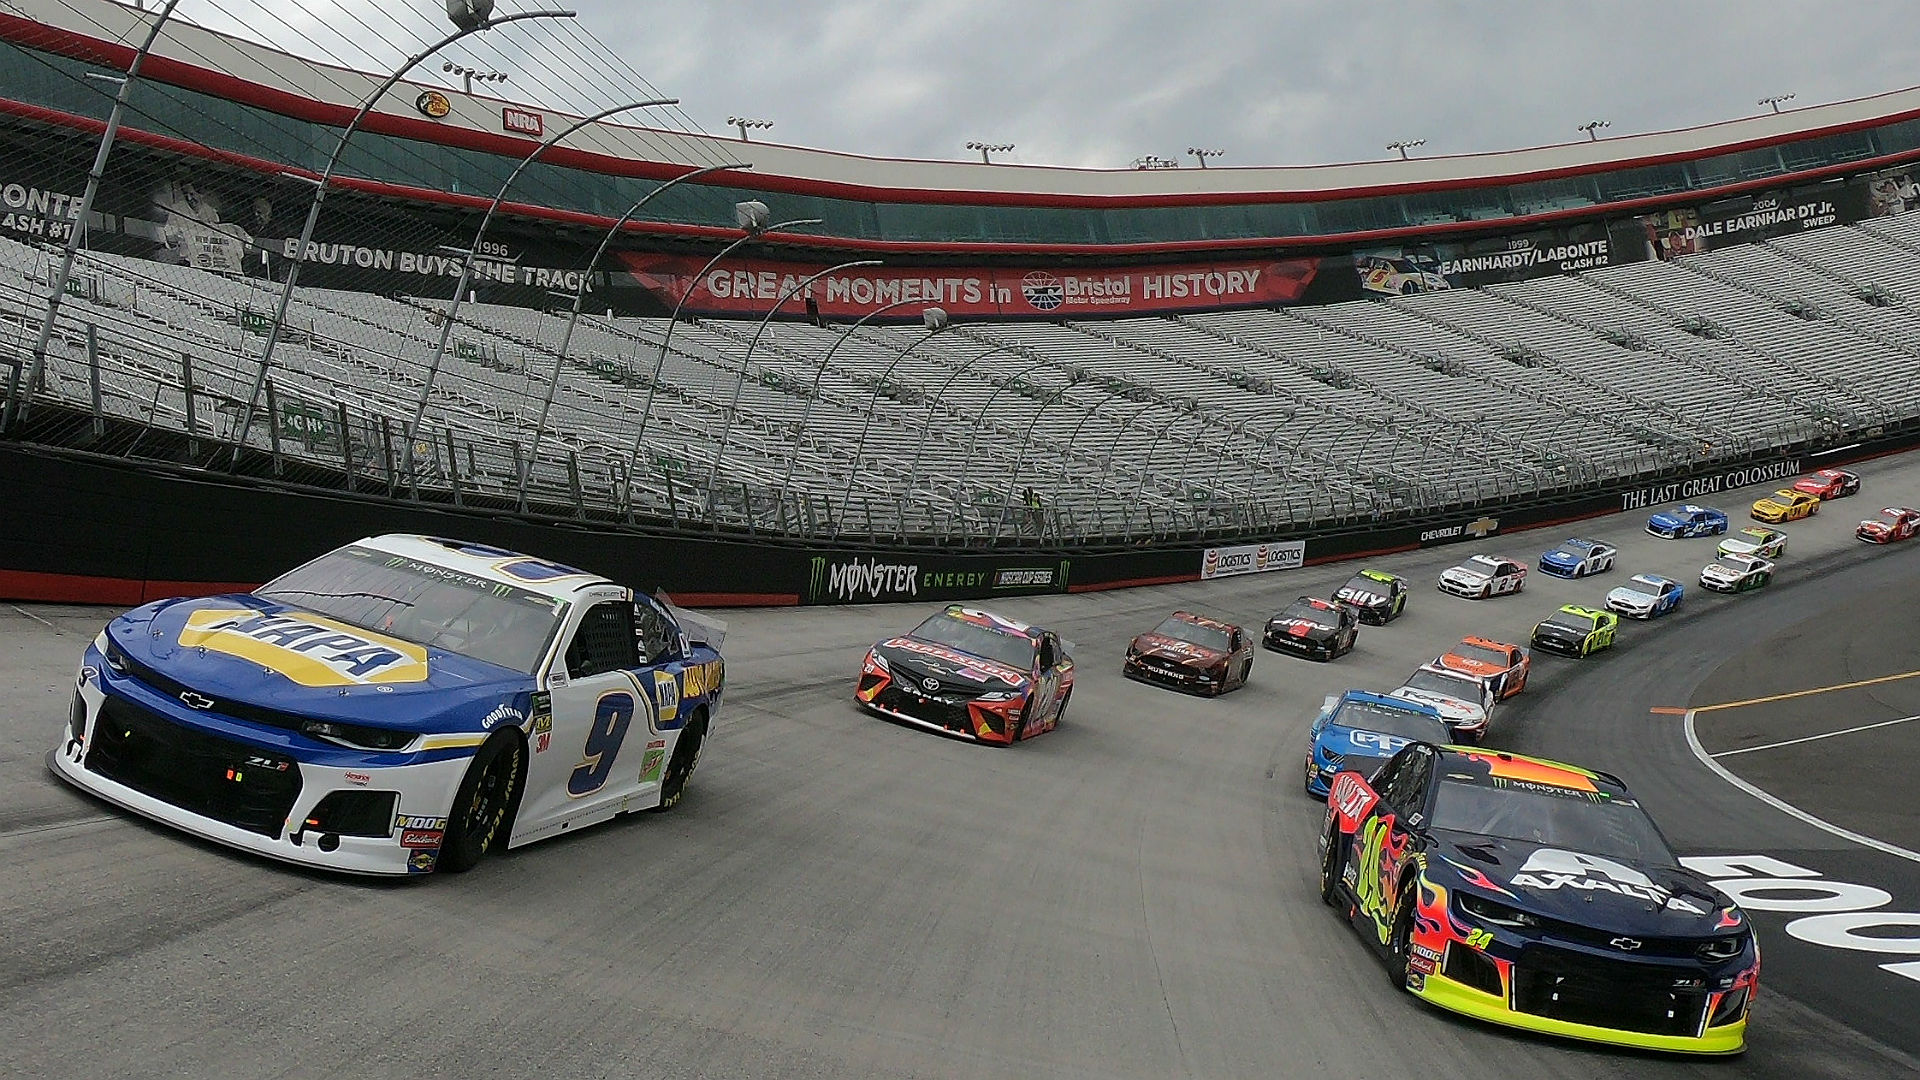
[1604,587,1658,611]
[1128,633,1227,668]
[874,636,1029,692]
[106,594,536,733]
[1540,548,1584,567]
[1716,538,1765,555]
[1532,621,1589,645]
[1699,563,1752,585]
[1316,725,1408,776]
[1333,585,1391,609]
[1428,831,1736,936]
[1646,513,1687,531]
[1268,616,1339,642]
[1858,518,1896,535]
[1388,687,1484,722]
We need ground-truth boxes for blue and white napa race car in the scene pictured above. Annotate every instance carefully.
[51,535,725,877]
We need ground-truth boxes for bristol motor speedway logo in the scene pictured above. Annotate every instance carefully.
[1021,271,1064,311]
[1199,540,1306,580]
[177,609,429,687]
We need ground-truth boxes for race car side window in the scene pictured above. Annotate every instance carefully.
[1381,746,1433,816]
[632,595,681,666]
[1228,629,1243,651]
[1036,635,1057,671]
[566,601,639,679]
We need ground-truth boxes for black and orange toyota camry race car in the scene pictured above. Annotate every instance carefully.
[1317,745,1758,1055]
[1123,611,1253,696]
[856,606,1072,745]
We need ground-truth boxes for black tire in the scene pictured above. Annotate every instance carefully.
[1387,885,1419,989]
[439,733,525,873]
[1320,825,1346,907]
[1056,689,1071,725]
[657,712,708,810]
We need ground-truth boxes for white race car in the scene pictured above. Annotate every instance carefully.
[1717,526,1787,560]
[1699,552,1775,594]
[51,534,724,876]
[1387,662,1495,743]
[1438,554,1528,599]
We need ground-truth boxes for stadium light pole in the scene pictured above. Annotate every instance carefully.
[704,259,883,506]
[6,0,181,434]
[621,208,819,513]
[1386,138,1425,160]
[1758,93,1795,114]
[225,5,574,465]
[831,307,952,516]
[443,61,508,94]
[402,97,678,480]
[728,116,773,141]
[1577,119,1610,141]
[966,141,1014,164]
[952,357,1055,525]
[902,341,1020,500]
[515,161,752,510]
[774,297,929,511]
[1187,147,1224,168]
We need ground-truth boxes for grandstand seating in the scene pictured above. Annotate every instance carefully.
[3,208,1918,541]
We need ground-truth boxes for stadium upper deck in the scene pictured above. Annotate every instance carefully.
[5,0,1920,259]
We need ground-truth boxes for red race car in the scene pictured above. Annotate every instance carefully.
[1857,507,1920,544]
[1794,468,1861,500]
[1124,611,1254,696]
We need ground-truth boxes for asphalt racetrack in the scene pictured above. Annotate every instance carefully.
[7,457,1920,1079]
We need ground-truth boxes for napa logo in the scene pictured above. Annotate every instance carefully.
[177,609,429,687]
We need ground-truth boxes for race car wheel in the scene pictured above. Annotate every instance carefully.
[656,711,708,811]
[1055,689,1071,727]
[1388,885,1419,989]
[440,732,525,874]
[1319,824,1345,908]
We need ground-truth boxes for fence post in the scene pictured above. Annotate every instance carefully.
[379,415,396,495]
[445,427,463,506]
[567,451,584,517]
[179,352,198,458]
[86,324,103,441]
[507,440,524,508]
[262,377,283,476]
[337,401,355,486]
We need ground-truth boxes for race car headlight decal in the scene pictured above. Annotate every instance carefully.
[301,719,416,752]
[1708,987,1750,1027]
[1457,891,1539,928]
[1697,934,1749,962]
[102,636,128,675]
[976,691,1019,702]
[865,651,888,673]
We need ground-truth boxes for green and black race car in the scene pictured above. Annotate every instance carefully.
[1333,569,1408,626]
[1529,605,1618,658]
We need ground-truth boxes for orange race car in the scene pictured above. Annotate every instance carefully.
[1433,636,1530,700]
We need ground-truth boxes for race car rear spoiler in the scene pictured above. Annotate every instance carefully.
[658,591,727,653]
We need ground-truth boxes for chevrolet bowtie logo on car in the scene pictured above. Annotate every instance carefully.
[179,691,215,710]
[1610,937,1643,951]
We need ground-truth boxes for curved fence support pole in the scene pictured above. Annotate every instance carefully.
[833,312,951,514]
[774,295,923,508]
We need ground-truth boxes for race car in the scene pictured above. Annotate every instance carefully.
[1124,611,1252,696]
[1537,538,1616,579]
[1334,568,1409,625]
[1303,690,1450,797]
[1792,468,1860,500]
[1646,504,1728,539]
[1717,526,1787,560]
[1358,254,1450,296]
[1750,489,1819,524]
[1388,663,1495,744]
[858,605,1072,745]
[1699,553,1774,594]
[1435,637,1530,700]
[1264,596,1360,661]
[1857,507,1920,544]
[1317,746,1758,1055]
[1529,605,1619,658]
[50,535,725,876]
[1604,574,1685,619]
[1438,555,1528,600]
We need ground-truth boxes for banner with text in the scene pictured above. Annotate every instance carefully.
[1198,540,1306,580]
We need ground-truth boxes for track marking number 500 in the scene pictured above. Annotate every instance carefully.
[1681,854,1920,984]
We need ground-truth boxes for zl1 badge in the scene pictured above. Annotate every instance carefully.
[640,740,667,784]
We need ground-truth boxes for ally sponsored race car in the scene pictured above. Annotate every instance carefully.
[1318,746,1758,1054]
[857,605,1072,744]
[51,535,725,876]
[1333,568,1409,625]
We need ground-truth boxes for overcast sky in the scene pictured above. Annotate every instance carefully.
[174,1,1920,170]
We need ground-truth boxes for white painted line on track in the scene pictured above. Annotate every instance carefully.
[1683,708,1920,867]
[1713,713,1920,758]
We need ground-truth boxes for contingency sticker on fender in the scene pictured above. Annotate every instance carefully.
[652,669,681,725]
[178,609,428,687]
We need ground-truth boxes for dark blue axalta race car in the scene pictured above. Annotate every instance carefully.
[1304,689,1449,796]
[51,535,725,876]
[1317,746,1759,1054]
[1646,504,1728,539]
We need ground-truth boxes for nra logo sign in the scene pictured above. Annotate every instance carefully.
[502,107,544,136]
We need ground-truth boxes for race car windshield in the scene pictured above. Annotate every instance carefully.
[1151,617,1229,652]
[1335,702,1451,743]
[1340,574,1386,596]
[1402,670,1478,699]
[1280,601,1336,627]
[1432,780,1676,866]
[1464,557,1503,574]
[1450,643,1511,667]
[909,612,1037,670]
[1708,559,1747,573]
[257,546,564,674]
[1541,614,1592,633]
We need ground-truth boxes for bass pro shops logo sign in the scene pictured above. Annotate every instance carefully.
[1199,540,1306,580]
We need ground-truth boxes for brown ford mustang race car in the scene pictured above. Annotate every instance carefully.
[1124,611,1253,696]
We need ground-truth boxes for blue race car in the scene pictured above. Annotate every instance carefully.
[1646,504,1729,539]
[1537,537,1617,578]
[1304,689,1451,796]
[1604,573,1685,619]
[52,534,726,876]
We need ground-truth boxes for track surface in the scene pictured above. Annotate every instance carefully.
[7,459,1920,1078]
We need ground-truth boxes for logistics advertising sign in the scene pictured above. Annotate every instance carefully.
[615,253,1325,319]
[1198,540,1305,580]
